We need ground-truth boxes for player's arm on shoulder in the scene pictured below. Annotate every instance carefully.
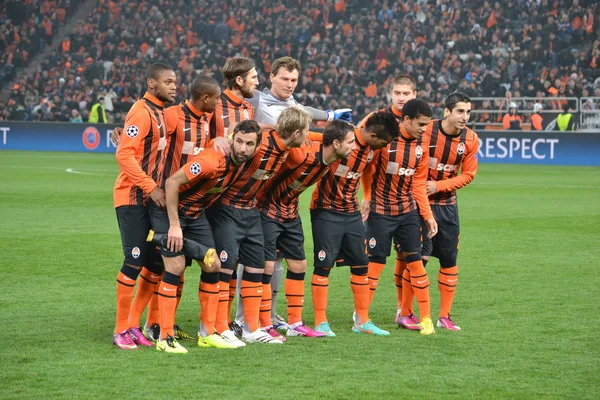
[413,147,434,221]
[435,133,479,193]
[361,149,380,202]
[306,131,323,142]
[164,106,179,136]
[304,106,353,122]
[116,105,157,194]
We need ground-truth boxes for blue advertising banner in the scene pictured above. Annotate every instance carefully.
[0,123,598,166]
[0,122,119,153]
[476,131,599,166]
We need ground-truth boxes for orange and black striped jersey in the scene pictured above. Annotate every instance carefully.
[209,89,255,138]
[362,127,433,220]
[424,120,479,206]
[158,100,211,187]
[310,128,374,214]
[113,92,167,208]
[257,142,331,222]
[178,148,244,218]
[358,106,403,128]
[218,129,290,209]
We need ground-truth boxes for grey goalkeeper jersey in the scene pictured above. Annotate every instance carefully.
[247,88,298,125]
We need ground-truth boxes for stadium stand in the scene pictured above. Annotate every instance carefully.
[1,0,598,127]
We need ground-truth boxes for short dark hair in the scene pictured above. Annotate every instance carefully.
[232,120,262,143]
[364,112,400,141]
[562,103,570,112]
[145,63,173,81]
[271,56,301,77]
[444,91,472,112]
[390,74,417,91]
[323,120,354,146]
[402,98,433,119]
[190,75,220,101]
[222,57,255,90]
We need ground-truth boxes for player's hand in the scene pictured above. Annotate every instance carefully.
[426,181,438,196]
[167,225,184,252]
[304,138,313,146]
[361,199,371,221]
[425,218,438,238]
[111,127,123,146]
[213,137,231,156]
[149,187,166,208]
[327,108,353,122]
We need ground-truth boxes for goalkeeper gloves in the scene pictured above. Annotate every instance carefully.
[326,108,353,122]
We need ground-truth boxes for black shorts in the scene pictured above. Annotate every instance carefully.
[310,209,368,268]
[365,210,421,259]
[148,201,199,264]
[261,213,305,262]
[116,205,153,267]
[208,205,265,270]
[422,204,460,264]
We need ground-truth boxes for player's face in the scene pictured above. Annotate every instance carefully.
[231,132,259,164]
[390,84,416,111]
[152,70,177,103]
[240,68,259,98]
[334,130,356,159]
[404,115,431,139]
[270,68,299,100]
[445,102,472,130]
[200,88,221,114]
[289,123,309,148]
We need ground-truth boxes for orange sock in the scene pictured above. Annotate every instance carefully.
[407,260,431,321]
[241,273,262,332]
[400,267,414,316]
[176,273,185,311]
[128,267,160,329]
[350,267,369,325]
[367,262,385,304]
[311,271,329,326]
[228,273,237,324]
[394,258,407,311]
[115,270,137,333]
[259,274,273,328]
[215,273,232,334]
[157,273,179,339]
[439,266,458,317]
[198,272,219,335]
[146,271,164,327]
[285,271,305,325]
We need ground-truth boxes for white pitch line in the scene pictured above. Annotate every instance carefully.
[474,182,598,189]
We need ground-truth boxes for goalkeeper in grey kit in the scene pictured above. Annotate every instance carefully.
[232,56,352,334]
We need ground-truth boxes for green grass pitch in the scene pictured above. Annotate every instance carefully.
[0,150,598,399]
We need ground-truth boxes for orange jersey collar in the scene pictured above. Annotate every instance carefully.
[143,92,165,108]
[355,127,368,147]
[185,99,206,119]
[223,89,244,105]
[391,106,403,118]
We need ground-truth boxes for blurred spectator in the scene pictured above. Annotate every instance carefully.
[531,103,544,131]
[2,0,599,126]
[69,109,82,123]
[88,96,107,123]
[503,102,523,130]
[556,103,576,131]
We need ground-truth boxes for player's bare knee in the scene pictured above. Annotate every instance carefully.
[287,259,306,274]
[244,265,264,275]
[264,261,275,275]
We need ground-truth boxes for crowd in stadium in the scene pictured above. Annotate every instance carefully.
[1,0,599,126]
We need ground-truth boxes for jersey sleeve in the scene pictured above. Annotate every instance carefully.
[358,112,374,129]
[413,146,433,220]
[285,146,308,168]
[164,106,179,136]
[361,149,380,202]
[306,131,323,142]
[115,105,157,194]
[183,149,221,184]
[435,133,479,193]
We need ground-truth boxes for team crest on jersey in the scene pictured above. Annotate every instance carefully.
[415,145,423,159]
[131,247,141,259]
[457,142,466,155]
[126,125,139,138]
[367,150,374,162]
[189,162,201,175]
[219,251,228,262]
[368,238,377,248]
[318,250,326,261]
